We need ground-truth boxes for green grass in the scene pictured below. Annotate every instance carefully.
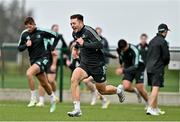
[0,63,179,92]
[0,101,180,121]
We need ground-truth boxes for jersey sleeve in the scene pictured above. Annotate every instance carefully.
[82,28,103,49]
[41,29,60,51]
[72,32,80,49]
[18,31,28,52]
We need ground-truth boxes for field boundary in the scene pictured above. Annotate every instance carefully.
[0,88,180,105]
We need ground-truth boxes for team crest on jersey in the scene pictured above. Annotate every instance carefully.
[145,47,148,51]
[81,34,86,38]
[26,36,30,40]
[36,35,41,38]
[140,74,144,80]
[101,76,105,81]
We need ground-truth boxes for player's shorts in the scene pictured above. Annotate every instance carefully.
[122,63,145,84]
[30,57,49,74]
[147,72,164,87]
[79,63,106,83]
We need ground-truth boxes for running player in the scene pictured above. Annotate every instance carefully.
[67,14,125,117]
[116,39,148,106]
[66,40,110,109]
[18,17,59,112]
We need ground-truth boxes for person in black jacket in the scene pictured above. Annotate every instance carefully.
[18,17,59,112]
[116,39,148,107]
[67,14,125,117]
[146,23,170,116]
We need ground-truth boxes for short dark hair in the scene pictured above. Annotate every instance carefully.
[70,14,84,22]
[117,39,127,51]
[51,24,58,30]
[24,16,35,25]
[140,33,148,38]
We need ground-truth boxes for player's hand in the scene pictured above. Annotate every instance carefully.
[76,38,84,46]
[50,64,56,72]
[26,40,32,47]
[115,67,124,75]
[63,54,68,59]
[51,50,58,56]
[66,60,72,67]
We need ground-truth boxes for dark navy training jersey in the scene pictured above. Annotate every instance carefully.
[18,27,59,62]
[72,25,105,67]
[118,44,144,73]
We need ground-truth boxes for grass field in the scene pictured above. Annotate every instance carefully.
[0,101,180,121]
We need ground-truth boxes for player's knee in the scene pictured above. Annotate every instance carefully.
[96,87,106,95]
[123,84,131,90]
[71,77,79,85]
[48,78,54,83]
[98,90,105,95]
[40,82,46,87]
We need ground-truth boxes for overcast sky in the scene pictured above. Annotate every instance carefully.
[2,0,180,47]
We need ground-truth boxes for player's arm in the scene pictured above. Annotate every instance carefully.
[115,54,124,75]
[66,44,79,70]
[83,30,103,49]
[18,32,30,52]
[161,41,170,66]
[76,30,103,49]
[72,47,79,59]
[116,65,124,75]
[103,51,117,59]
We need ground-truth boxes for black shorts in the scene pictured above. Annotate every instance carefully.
[122,63,145,84]
[30,57,49,74]
[79,64,106,83]
[147,72,164,87]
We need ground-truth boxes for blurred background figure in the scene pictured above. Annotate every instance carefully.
[137,33,148,65]
[137,33,148,86]
[51,24,69,78]
[95,27,117,64]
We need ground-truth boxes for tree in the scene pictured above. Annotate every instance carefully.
[0,0,33,45]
